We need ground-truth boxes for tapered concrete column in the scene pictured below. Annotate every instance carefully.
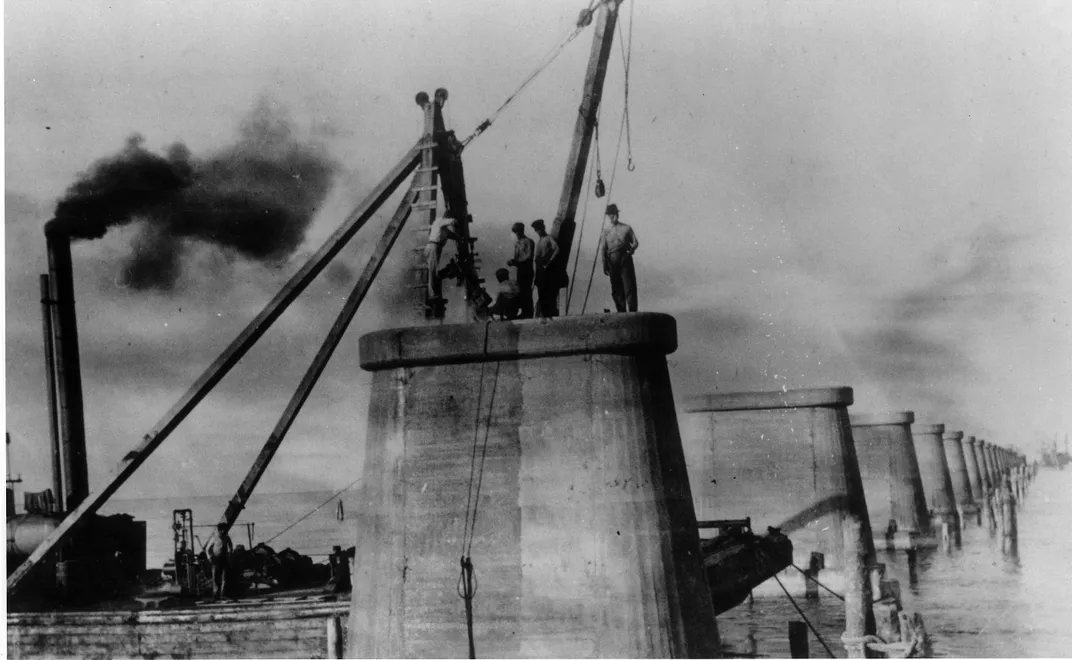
[942,430,978,524]
[910,424,959,529]
[981,441,999,488]
[850,412,931,547]
[962,436,984,504]
[973,440,993,493]
[682,387,874,572]
[348,313,721,659]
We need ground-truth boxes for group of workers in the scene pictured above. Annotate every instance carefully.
[485,203,639,320]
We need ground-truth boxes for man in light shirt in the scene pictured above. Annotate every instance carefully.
[600,203,639,312]
[207,523,234,600]
[488,268,522,320]
[425,213,458,302]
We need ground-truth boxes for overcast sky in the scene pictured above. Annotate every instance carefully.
[5,1,1071,502]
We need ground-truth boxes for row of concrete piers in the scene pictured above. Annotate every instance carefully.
[343,312,1033,658]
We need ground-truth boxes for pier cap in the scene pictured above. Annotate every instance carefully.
[683,386,852,413]
[359,312,676,370]
[911,423,945,435]
[943,430,964,441]
[850,411,914,427]
[965,435,977,444]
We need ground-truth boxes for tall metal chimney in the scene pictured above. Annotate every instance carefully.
[39,274,65,512]
[45,230,89,510]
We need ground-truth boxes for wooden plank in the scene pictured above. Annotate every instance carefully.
[7,142,422,594]
[7,602,349,627]
[548,0,622,296]
[221,187,417,527]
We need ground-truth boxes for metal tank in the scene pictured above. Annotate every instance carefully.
[7,514,61,557]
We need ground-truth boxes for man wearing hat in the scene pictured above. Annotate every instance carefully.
[506,221,535,319]
[600,203,639,312]
[531,219,560,318]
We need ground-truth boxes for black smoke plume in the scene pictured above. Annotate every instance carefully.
[46,99,338,290]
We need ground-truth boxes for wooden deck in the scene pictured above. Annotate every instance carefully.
[7,595,350,659]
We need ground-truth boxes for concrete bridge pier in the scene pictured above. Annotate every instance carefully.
[911,424,960,546]
[850,412,932,551]
[681,387,876,655]
[348,313,722,658]
[942,430,978,531]
[961,436,985,525]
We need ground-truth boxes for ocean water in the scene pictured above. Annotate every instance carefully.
[98,470,1071,658]
[716,468,1072,658]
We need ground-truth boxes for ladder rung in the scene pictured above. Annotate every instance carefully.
[411,186,438,192]
[411,201,438,209]
[415,167,439,173]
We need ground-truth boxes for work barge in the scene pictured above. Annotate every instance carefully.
[6,1,1036,658]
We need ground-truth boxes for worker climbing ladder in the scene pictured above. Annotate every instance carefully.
[411,88,487,321]
[412,90,443,318]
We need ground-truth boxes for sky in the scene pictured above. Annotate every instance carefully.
[4,0,1071,505]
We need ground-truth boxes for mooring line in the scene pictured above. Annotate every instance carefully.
[772,574,836,658]
[790,562,846,601]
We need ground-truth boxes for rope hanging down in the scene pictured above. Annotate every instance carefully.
[618,0,635,172]
[461,0,602,147]
[579,108,628,314]
[564,129,598,313]
[457,321,503,659]
[579,0,636,314]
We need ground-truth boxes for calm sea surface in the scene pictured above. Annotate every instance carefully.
[100,469,1071,658]
[716,468,1072,658]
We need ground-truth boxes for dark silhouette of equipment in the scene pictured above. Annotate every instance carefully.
[698,518,794,615]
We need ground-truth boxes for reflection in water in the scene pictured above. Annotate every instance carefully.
[716,470,1072,657]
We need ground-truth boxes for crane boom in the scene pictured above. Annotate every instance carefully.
[549,0,622,301]
[219,186,419,529]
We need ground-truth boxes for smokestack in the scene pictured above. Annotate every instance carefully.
[45,230,90,510]
[39,274,65,512]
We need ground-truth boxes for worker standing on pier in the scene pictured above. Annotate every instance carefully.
[532,219,560,318]
[507,222,535,318]
[601,204,639,312]
[207,523,234,600]
[425,213,458,303]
